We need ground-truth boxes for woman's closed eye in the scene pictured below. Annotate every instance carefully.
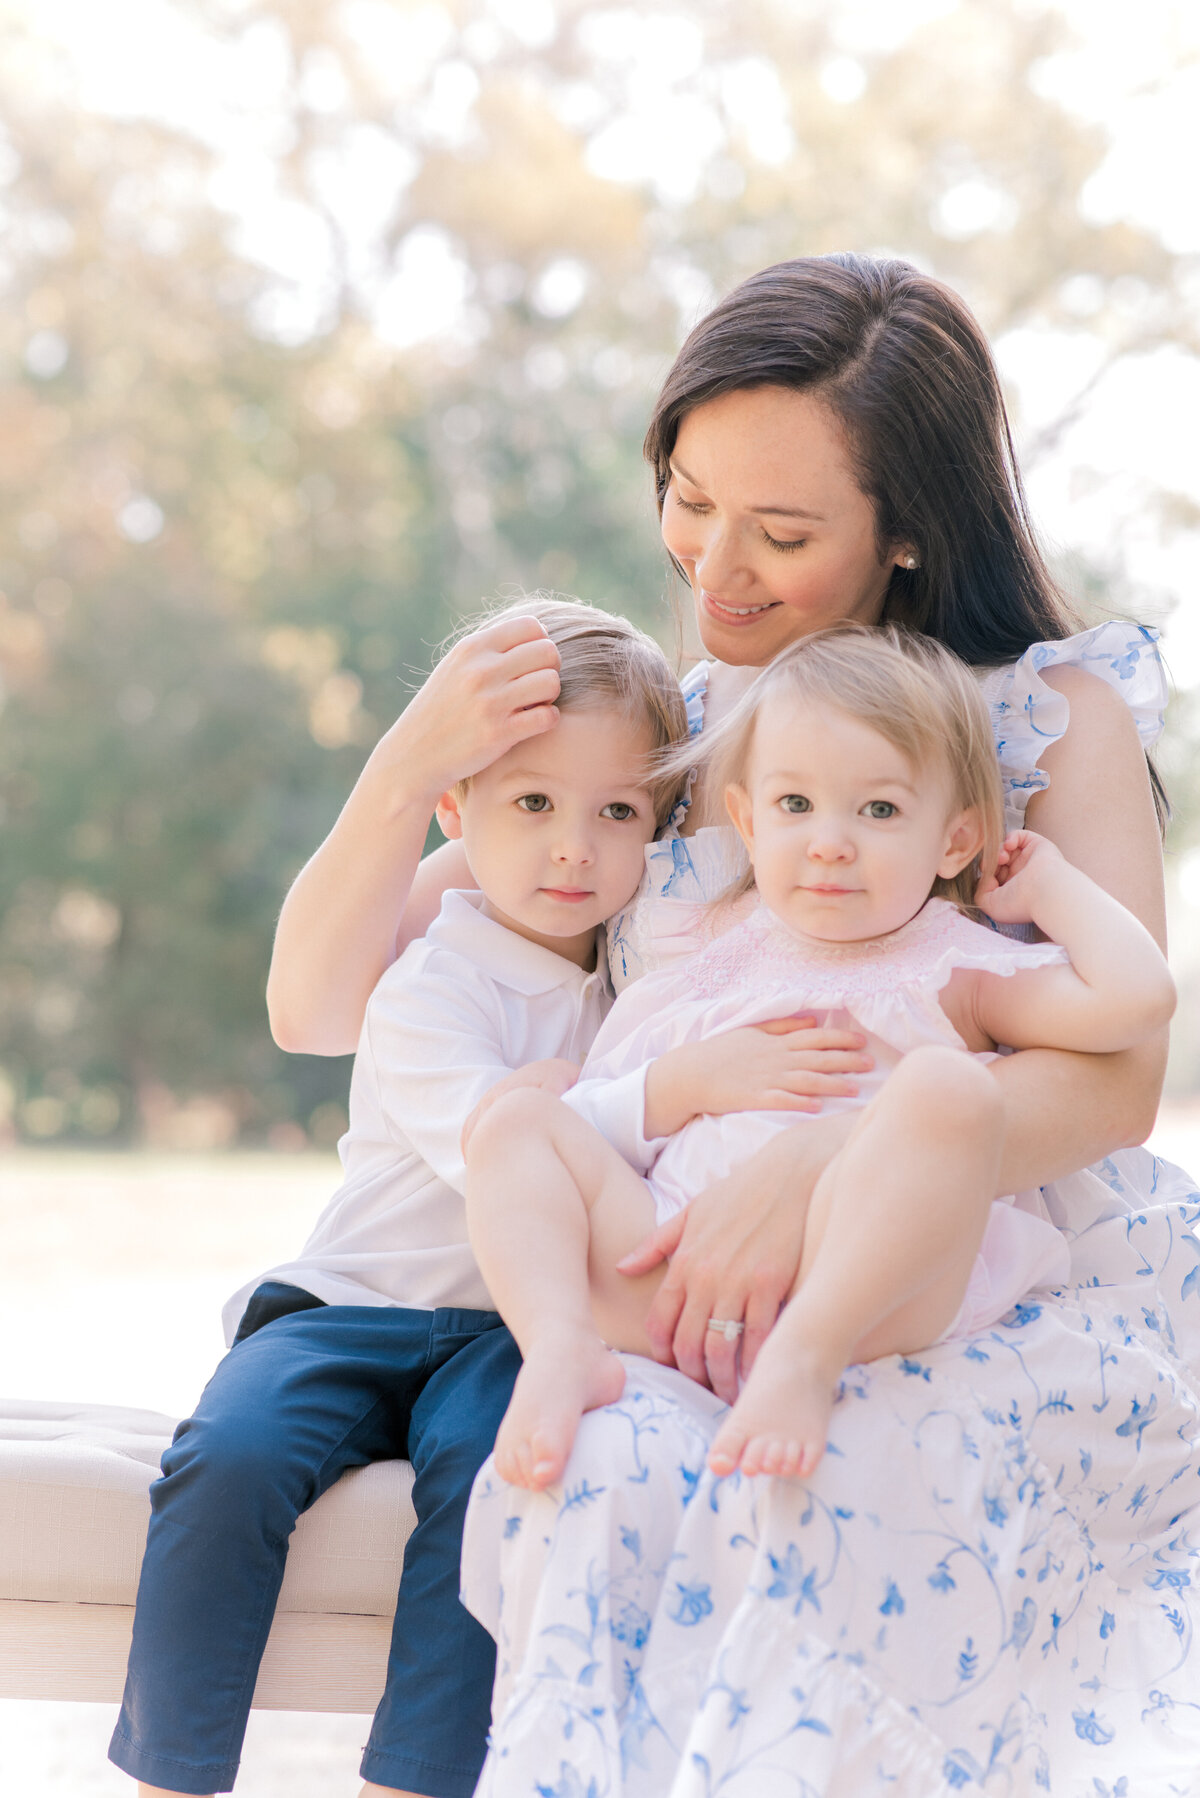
[515,793,552,813]
[673,492,805,555]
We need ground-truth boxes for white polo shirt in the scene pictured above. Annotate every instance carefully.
[221,890,612,1342]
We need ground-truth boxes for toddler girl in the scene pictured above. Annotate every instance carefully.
[464,624,1176,1489]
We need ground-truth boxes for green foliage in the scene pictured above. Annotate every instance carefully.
[0,0,1194,1141]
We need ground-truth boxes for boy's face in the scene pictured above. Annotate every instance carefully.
[437,704,660,968]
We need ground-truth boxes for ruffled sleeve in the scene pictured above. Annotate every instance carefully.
[976,621,1166,832]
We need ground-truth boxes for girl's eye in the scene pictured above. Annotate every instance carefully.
[601,802,637,822]
[516,793,551,813]
[864,800,898,820]
[780,794,812,814]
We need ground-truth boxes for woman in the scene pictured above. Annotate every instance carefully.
[269,256,1200,1792]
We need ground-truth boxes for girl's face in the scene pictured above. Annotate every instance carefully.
[661,385,912,670]
[725,696,982,943]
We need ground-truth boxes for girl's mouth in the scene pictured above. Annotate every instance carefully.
[542,888,593,903]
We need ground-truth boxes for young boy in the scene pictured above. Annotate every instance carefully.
[108,597,688,1798]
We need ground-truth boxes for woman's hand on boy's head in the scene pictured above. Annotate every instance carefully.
[387,614,562,803]
[975,829,1064,926]
[460,1058,580,1160]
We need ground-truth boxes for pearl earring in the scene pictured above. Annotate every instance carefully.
[902,554,919,570]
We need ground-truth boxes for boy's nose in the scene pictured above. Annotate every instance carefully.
[552,831,594,867]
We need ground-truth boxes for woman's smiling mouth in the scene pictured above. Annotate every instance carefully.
[701,590,779,623]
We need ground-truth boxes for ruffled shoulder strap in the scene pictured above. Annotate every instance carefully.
[976,621,1167,830]
[679,660,709,740]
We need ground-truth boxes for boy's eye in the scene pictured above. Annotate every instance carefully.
[863,800,897,820]
[779,794,812,814]
[600,801,637,822]
[515,793,552,813]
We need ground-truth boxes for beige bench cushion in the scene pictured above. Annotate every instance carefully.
[0,1398,416,1617]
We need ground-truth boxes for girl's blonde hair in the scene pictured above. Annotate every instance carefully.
[673,623,1005,913]
[446,593,690,827]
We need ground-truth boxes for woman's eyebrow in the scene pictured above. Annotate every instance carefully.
[669,458,826,522]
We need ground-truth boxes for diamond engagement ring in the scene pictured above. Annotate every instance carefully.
[706,1317,744,1345]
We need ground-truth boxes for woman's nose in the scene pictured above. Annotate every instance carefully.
[693,522,750,592]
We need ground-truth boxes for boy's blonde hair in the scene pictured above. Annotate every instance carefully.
[446,593,690,827]
[676,623,1004,912]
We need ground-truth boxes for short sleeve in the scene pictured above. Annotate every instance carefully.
[361,953,511,1194]
[976,622,1167,831]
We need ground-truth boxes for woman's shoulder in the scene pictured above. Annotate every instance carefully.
[976,620,1167,830]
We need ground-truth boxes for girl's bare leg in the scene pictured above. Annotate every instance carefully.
[709,1046,1004,1481]
[465,1088,663,1491]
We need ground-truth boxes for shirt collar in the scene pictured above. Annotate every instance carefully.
[429,890,612,998]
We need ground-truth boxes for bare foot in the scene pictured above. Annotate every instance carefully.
[495,1330,626,1490]
[708,1335,842,1480]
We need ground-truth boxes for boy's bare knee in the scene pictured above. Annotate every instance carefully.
[469,1085,563,1155]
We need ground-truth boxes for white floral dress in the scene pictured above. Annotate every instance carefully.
[462,622,1200,1798]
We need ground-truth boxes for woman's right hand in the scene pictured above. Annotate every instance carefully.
[380,611,563,803]
[267,613,562,1055]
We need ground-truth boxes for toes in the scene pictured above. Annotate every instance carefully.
[799,1438,826,1478]
[777,1441,805,1478]
[707,1423,746,1478]
[512,1437,536,1489]
[529,1430,565,1490]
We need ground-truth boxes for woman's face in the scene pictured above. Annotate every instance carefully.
[661,385,909,669]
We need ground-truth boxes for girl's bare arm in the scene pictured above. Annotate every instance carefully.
[266,616,562,1055]
[626,664,1171,1398]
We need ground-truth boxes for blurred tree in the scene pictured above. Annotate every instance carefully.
[0,0,1195,1143]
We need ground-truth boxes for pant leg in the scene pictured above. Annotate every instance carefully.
[108,1302,437,1795]
[360,1312,521,1798]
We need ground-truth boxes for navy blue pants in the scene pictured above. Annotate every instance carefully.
[108,1284,520,1796]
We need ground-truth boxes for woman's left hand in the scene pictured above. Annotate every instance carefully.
[617,1113,853,1401]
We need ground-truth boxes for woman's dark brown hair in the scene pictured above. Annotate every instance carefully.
[645,253,1078,667]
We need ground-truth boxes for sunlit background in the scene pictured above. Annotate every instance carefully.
[1,0,1199,1789]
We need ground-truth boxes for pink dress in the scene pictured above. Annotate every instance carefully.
[566,895,1072,1340]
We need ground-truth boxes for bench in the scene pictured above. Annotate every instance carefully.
[0,1398,414,1714]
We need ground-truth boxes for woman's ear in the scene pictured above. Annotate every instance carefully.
[938,807,985,879]
[725,783,754,854]
[435,789,465,841]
